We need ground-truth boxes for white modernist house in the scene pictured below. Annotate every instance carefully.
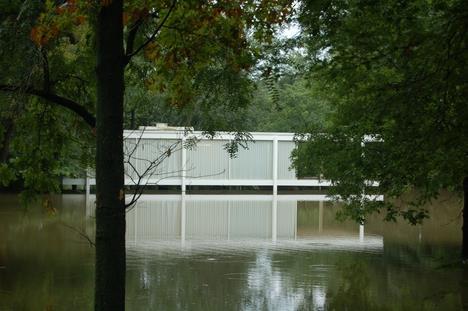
[63,124,331,195]
[120,125,328,192]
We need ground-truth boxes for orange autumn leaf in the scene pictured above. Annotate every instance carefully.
[30,23,61,47]
[30,26,45,46]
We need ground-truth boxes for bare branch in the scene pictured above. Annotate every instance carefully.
[59,221,95,247]
[124,139,183,208]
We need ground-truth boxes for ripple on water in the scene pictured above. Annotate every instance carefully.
[125,235,383,265]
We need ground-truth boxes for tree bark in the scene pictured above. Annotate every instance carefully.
[95,1,126,310]
[0,117,15,163]
[463,176,468,261]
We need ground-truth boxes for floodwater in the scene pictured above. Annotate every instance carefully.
[0,194,466,310]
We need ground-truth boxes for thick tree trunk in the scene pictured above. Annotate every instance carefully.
[95,1,126,310]
[463,176,468,261]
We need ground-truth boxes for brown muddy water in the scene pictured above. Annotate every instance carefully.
[0,194,466,310]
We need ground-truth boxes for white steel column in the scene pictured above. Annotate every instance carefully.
[272,137,278,241]
[134,204,138,242]
[294,202,297,240]
[227,201,231,240]
[273,137,278,195]
[181,136,186,194]
[318,200,324,233]
[181,195,186,242]
[272,197,277,242]
[85,173,90,199]
[85,170,91,215]
[181,136,187,242]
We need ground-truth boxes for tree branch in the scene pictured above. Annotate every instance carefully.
[59,221,95,247]
[40,48,50,93]
[124,0,177,64]
[0,84,96,128]
[124,18,145,65]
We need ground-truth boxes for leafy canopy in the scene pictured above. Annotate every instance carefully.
[0,0,294,198]
[293,0,468,224]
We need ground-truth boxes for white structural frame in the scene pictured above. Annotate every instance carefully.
[64,129,382,205]
[71,128,384,241]
[64,129,334,193]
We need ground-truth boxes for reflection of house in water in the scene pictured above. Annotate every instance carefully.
[122,196,383,253]
[126,196,297,241]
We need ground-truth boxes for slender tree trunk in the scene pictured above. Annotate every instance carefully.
[0,118,14,163]
[463,176,468,261]
[95,1,126,310]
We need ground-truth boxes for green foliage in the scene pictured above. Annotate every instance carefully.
[294,0,468,223]
[0,1,95,199]
[244,50,331,133]
[0,163,15,187]
[0,0,296,199]
[250,77,331,132]
[124,60,255,132]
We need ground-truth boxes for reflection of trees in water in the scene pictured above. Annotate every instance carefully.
[242,250,306,310]
[366,193,462,247]
[0,196,94,310]
[297,201,359,236]
[326,261,387,311]
[382,240,459,268]
[126,251,255,310]
[324,258,464,311]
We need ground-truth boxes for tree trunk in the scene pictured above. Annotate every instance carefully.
[462,265,468,310]
[95,1,126,310]
[463,176,468,261]
[0,118,14,163]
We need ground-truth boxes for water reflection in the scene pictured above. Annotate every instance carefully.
[0,194,465,310]
[116,196,383,251]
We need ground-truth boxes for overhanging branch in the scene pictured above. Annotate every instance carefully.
[0,84,96,128]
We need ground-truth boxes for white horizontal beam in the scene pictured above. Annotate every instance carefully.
[123,194,333,201]
[85,193,383,202]
[65,178,334,187]
[124,130,297,142]
[64,178,384,191]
